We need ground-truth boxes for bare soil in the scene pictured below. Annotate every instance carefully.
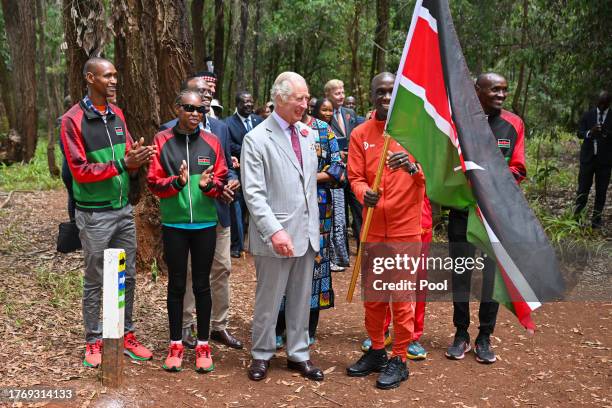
[0,189,610,408]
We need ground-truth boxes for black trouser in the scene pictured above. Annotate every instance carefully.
[574,160,611,227]
[162,225,216,341]
[345,184,363,246]
[276,309,320,339]
[448,209,499,341]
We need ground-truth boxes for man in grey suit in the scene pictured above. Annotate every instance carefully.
[241,72,324,382]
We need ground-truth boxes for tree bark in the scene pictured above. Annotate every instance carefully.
[251,0,261,102]
[235,0,249,92]
[1,0,38,162]
[371,0,389,78]
[192,0,206,71]
[37,0,60,176]
[62,0,109,104]
[156,0,193,123]
[0,54,16,131]
[347,1,365,112]
[213,0,225,103]
[511,0,529,115]
[112,0,192,275]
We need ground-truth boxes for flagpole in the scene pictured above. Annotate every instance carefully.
[346,131,392,303]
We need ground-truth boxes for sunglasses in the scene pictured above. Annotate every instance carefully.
[180,104,206,114]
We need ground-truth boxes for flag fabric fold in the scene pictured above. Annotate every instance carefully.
[386,0,565,330]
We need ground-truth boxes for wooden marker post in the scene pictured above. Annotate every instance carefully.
[102,248,126,387]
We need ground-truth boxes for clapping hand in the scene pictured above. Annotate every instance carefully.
[178,160,188,186]
[199,166,214,190]
[220,179,240,203]
[125,137,156,170]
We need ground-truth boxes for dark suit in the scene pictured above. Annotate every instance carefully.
[329,106,363,245]
[574,107,612,227]
[225,112,263,253]
[225,113,263,159]
[160,116,237,228]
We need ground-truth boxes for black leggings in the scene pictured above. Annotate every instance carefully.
[162,225,216,341]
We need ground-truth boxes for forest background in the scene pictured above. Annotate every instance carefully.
[0,0,610,270]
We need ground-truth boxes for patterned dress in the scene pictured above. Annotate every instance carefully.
[308,117,344,310]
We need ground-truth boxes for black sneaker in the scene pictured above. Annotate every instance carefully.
[376,356,409,390]
[346,348,388,377]
[474,336,496,364]
[445,335,471,360]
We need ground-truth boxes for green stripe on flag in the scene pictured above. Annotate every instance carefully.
[387,87,474,209]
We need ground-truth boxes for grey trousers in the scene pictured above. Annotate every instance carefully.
[183,225,232,331]
[75,205,136,343]
[251,246,315,362]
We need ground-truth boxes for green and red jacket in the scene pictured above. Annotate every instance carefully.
[147,127,228,225]
[60,100,134,211]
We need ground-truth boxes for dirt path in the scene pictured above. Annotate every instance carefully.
[0,190,610,407]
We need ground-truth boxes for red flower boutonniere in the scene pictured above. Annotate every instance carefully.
[300,128,309,137]
[345,113,351,121]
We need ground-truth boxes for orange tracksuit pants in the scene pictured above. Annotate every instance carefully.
[364,234,420,361]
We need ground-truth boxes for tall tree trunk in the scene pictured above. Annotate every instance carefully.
[235,0,249,91]
[251,0,261,102]
[62,0,109,104]
[371,0,389,78]
[521,68,532,119]
[0,55,16,131]
[1,0,38,162]
[113,0,192,275]
[192,0,205,71]
[156,0,193,123]
[213,0,225,103]
[511,0,529,114]
[37,0,60,176]
[347,1,364,112]
[224,1,236,107]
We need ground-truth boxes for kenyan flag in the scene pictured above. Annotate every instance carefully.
[386,0,565,330]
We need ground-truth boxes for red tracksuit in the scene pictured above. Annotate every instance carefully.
[348,117,425,360]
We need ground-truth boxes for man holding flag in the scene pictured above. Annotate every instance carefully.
[345,72,425,390]
[381,0,564,368]
[445,72,526,364]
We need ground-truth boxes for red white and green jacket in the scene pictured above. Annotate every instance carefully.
[60,98,134,211]
[147,126,228,225]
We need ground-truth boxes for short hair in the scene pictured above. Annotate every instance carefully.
[82,57,111,77]
[174,89,201,106]
[324,79,344,96]
[475,72,505,88]
[270,72,306,102]
[235,91,252,105]
[180,75,200,91]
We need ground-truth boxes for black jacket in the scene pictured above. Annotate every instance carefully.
[225,113,263,159]
[577,107,612,166]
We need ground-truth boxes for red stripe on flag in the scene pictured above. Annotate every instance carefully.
[402,16,452,127]
[499,266,536,331]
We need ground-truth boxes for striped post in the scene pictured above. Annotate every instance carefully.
[102,248,125,387]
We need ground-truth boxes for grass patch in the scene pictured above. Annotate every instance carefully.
[36,267,82,309]
[0,139,63,191]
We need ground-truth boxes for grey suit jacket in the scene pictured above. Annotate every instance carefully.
[240,115,320,258]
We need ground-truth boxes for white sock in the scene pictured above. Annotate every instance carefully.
[170,340,182,345]
[197,340,208,346]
